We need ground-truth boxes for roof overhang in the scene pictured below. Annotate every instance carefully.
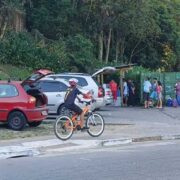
[92,64,136,77]
[115,64,137,71]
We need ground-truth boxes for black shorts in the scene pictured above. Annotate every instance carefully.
[144,92,150,101]
[65,104,83,115]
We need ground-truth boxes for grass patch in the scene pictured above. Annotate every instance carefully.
[0,122,54,140]
[0,64,31,80]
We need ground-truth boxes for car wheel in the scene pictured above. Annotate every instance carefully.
[28,121,42,127]
[8,111,27,130]
[58,104,67,115]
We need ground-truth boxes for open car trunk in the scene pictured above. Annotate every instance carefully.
[27,89,47,107]
[21,69,53,107]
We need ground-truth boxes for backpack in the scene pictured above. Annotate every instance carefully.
[166,99,173,107]
[173,98,178,107]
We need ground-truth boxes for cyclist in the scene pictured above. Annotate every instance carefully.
[64,78,90,130]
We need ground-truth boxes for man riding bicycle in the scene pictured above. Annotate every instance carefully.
[64,78,90,130]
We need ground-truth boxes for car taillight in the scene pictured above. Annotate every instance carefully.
[28,96,36,103]
[98,87,104,97]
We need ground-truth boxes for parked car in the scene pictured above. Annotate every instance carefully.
[0,69,53,130]
[34,77,95,115]
[47,73,106,109]
[103,84,113,105]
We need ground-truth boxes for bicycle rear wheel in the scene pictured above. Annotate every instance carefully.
[86,113,105,137]
[54,115,73,140]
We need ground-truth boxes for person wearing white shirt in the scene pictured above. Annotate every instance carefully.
[123,79,128,106]
[143,77,152,108]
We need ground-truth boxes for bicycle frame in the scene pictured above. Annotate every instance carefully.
[71,105,90,130]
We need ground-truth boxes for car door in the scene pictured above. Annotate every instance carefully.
[0,84,20,121]
[37,80,68,114]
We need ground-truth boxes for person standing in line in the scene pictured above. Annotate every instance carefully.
[127,79,135,106]
[123,78,128,106]
[175,80,180,106]
[156,81,163,109]
[109,79,118,104]
[143,77,152,109]
[150,78,158,107]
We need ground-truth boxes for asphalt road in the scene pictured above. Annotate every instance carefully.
[47,106,180,125]
[1,140,180,180]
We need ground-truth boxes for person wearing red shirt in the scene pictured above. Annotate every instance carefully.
[109,80,118,104]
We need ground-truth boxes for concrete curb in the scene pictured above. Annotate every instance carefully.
[0,146,40,159]
[101,138,132,146]
[1,134,180,159]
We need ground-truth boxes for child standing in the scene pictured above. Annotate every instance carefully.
[156,81,163,109]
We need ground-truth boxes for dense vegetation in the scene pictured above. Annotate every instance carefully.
[0,0,179,73]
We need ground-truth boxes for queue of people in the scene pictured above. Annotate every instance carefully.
[143,77,164,109]
[108,79,136,107]
[108,77,180,108]
[145,78,180,109]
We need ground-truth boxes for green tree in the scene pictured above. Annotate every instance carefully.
[66,34,96,72]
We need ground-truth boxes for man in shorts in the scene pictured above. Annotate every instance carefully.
[64,78,89,130]
[143,77,152,108]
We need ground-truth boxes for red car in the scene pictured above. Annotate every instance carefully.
[0,69,53,130]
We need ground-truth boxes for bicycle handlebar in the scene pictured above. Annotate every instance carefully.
[79,98,96,106]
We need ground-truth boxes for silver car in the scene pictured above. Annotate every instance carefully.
[47,73,106,110]
[35,78,94,114]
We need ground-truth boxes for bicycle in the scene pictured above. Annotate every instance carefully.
[54,100,105,140]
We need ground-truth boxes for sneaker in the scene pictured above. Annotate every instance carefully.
[76,125,82,131]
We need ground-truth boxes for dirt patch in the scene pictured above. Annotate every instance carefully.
[0,122,54,140]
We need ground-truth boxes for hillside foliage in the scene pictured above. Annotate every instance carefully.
[0,0,179,73]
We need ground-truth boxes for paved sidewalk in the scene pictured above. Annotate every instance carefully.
[0,106,180,159]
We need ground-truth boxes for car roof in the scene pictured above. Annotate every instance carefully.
[41,77,69,85]
[49,73,91,77]
[0,80,21,85]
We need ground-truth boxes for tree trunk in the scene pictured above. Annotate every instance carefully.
[105,28,112,64]
[119,37,125,64]
[0,18,7,39]
[98,30,104,62]
[71,0,78,8]
[115,39,120,63]
[129,39,142,64]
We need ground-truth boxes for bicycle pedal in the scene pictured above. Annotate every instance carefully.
[81,127,89,131]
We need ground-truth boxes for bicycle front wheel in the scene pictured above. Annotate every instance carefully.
[54,115,73,140]
[86,113,105,137]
